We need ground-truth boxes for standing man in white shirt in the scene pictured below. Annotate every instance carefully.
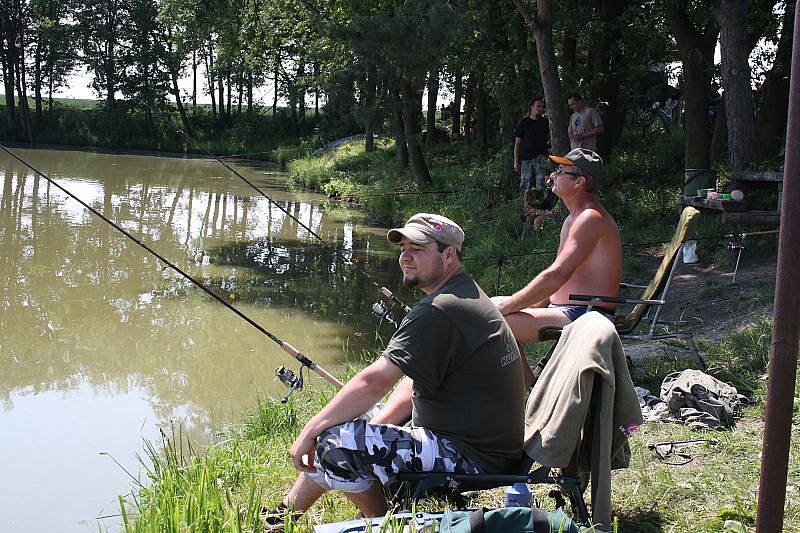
[567,93,604,152]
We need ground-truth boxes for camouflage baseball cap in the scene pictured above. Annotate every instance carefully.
[387,213,465,251]
[549,148,604,179]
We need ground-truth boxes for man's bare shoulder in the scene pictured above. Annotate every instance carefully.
[569,205,618,235]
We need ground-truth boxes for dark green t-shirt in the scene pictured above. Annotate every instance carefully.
[382,272,525,473]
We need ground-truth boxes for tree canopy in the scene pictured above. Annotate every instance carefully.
[0,0,792,175]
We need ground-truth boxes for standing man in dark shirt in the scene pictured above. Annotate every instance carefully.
[514,98,550,217]
[264,213,525,528]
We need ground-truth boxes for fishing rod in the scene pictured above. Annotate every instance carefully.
[2,2,411,319]
[727,229,780,284]
[0,144,344,399]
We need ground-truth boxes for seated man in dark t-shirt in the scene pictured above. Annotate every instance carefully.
[265,213,525,527]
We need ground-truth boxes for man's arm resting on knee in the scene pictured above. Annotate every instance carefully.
[496,210,604,315]
[290,356,405,472]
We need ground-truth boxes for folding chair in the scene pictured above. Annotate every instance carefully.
[539,206,705,370]
[389,452,590,525]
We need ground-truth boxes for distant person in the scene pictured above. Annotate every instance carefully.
[567,93,604,152]
[514,97,551,217]
[493,149,621,387]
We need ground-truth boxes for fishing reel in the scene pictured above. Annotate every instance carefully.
[372,300,399,329]
[275,365,304,403]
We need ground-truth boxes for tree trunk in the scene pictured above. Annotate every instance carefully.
[14,19,33,141]
[513,0,570,155]
[273,51,280,115]
[226,71,233,118]
[756,0,794,160]
[426,68,439,147]
[715,0,756,171]
[47,54,54,123]
[451,66,462,137]
[592,0,626,157]
[105,0,116,108]
[237,71,243,116]
[400,77,430,185]
[297,61,305,123]
[391,82,409,170]
[363,62,377,152]
[34,39,42,122]
[476,70,488,150]
[709,95,727,166]
[464,75,474,144]
[217,69,225,121]
[247,69,253,112]
[192,50,197,108]
[498,65,517,149]
[170,63,194,139]
[666,3,718,169]
[1,13,17,129]
[205,42,217,120]
[314,63,320,118]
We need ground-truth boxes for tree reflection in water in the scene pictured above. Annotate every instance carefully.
[0,148,404,428]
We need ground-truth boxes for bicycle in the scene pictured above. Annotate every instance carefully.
[624,95,678,135]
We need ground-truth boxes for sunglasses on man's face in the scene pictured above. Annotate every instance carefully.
[555,168,581,178]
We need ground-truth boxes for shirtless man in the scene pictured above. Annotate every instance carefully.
[493,148,621,384]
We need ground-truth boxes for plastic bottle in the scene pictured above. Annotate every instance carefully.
[504,482,531,507]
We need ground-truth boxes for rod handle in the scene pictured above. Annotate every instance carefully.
[311,365,345,389]
[281,342,344,389]
[381,286,411,313]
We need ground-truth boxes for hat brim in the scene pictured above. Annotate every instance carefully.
[387,227,434,245]
[548,155,575,166]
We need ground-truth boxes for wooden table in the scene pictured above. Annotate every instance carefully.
[680,170,783,225]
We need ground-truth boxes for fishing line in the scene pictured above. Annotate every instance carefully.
[4,3,411,316]
[172,127,412,314]
[0,144,344,389]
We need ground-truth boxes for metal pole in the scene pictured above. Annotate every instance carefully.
[756,5,800,532]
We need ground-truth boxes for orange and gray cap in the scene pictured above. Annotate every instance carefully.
[387,213,465,251]
[549,148,604,179]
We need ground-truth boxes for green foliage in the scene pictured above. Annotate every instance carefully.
[0,103,324,159]
[603,129,687,188]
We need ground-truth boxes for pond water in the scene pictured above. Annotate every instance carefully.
[0,147,407,532]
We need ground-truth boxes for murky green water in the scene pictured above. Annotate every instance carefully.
[0,147,406,532]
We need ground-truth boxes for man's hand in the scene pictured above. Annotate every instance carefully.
[493,296,514,316]
[290,431,319,473]
[513,162,520,174]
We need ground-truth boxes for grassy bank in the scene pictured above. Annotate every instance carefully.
[117,133,793,532]
[117,320,798,532]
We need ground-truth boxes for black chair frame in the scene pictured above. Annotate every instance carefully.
[388,459,590,525]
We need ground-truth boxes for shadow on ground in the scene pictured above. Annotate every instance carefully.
[615,507,664,532]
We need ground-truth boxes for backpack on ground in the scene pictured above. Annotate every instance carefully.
[439,507,580,533]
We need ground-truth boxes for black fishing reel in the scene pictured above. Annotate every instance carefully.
[275,365,304,403]
[372,300,399,329]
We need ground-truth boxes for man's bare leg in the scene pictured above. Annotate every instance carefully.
[278,475,387,522]
[344,482,389,517]
[283,472,326,513]
[501,307,571,344]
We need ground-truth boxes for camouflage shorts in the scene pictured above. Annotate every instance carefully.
[306,420,483,493]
